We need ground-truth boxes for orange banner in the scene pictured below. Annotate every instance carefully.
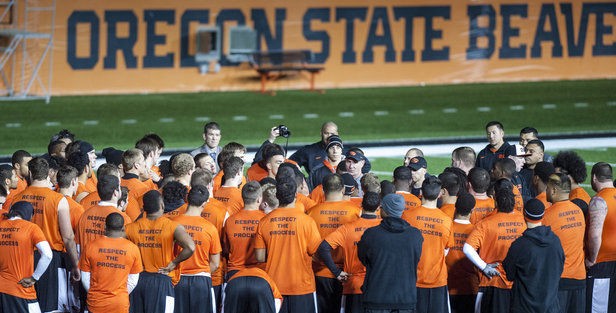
[40,0,616,94]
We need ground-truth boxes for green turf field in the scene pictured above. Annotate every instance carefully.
[0,79,615,155]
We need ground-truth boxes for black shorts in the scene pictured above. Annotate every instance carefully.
[449,294,475,313]
[130,272,175,313]
[416,286,449,313]
[224,276,277,313]
[477,286,511,313]
[558,278,585,313]
[280,293,317,313]
[315,276,342,313]
[174,275,214,313]
[0,293,40,313]
[586,261,616,313]
[34,250,69,313]
[340,294,362,313]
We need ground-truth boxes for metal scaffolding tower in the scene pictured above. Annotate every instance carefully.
[0,0,54,103]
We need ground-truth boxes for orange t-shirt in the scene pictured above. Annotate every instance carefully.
[440,203,456,220]
[172,215,221,275]
[349,197,363,208]
[66,196,85,234]
[255,208,322,295]
[402,206,454,288]
[214,186,244,216]
[470,197,496,225]
[310,185,325,204]
[569,187,591,205]
[297,193,317,212]
[324,216,381,294]
[307,201,361,278]
[79,236,143,313]
[228,267,283,300]
[16,186,66,251]
[76,204,132,250]
[466,211,526,289]
[543,200,586,280]
[445,221,479,295]
[124,195,142,221]
[535,192,551,210]
[121,176,151,206]
[164,203,188,219]
[596,187,616,263]
[86,175,98,195]
[201,198,228,286]
[0,219,47,299]
[80,191,101,210]
[14,176,27,195]
[126,217,181,285]
[513,186,524,212]
[246,163,268,182]
[396,191,421,211]
[223,209,266,271]
[75,182,95,201]
[213,171,247,193]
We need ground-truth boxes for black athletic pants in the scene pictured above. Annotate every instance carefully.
[224,276,276,313]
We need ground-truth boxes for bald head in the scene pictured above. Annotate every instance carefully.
[321,122,339,143]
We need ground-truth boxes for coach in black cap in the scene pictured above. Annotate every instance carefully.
[503,199,565,313]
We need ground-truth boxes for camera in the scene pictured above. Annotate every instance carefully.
[277,125,291,138]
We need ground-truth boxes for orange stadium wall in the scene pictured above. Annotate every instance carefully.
[47,0,616,94]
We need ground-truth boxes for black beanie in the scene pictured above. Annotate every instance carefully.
[524,198,545,221]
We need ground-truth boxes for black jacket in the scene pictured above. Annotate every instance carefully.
[289,141,372,174]
[357,217,423,310]
[503,225,565,313]
[476,141,516,172]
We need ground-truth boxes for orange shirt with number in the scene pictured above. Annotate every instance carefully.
[79,236,143,313]
[15,186,66,251]
[324,215,381,294]
[466,211,526,289]
[172,215,221,274]
[543,200,586,280]
[307,201,361,278]
[445,221,479,295]
[223,209,266,271]
[402,206,454,288]
[126,217,181,284]
[255,208,321,295]
[0,218,47,299]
